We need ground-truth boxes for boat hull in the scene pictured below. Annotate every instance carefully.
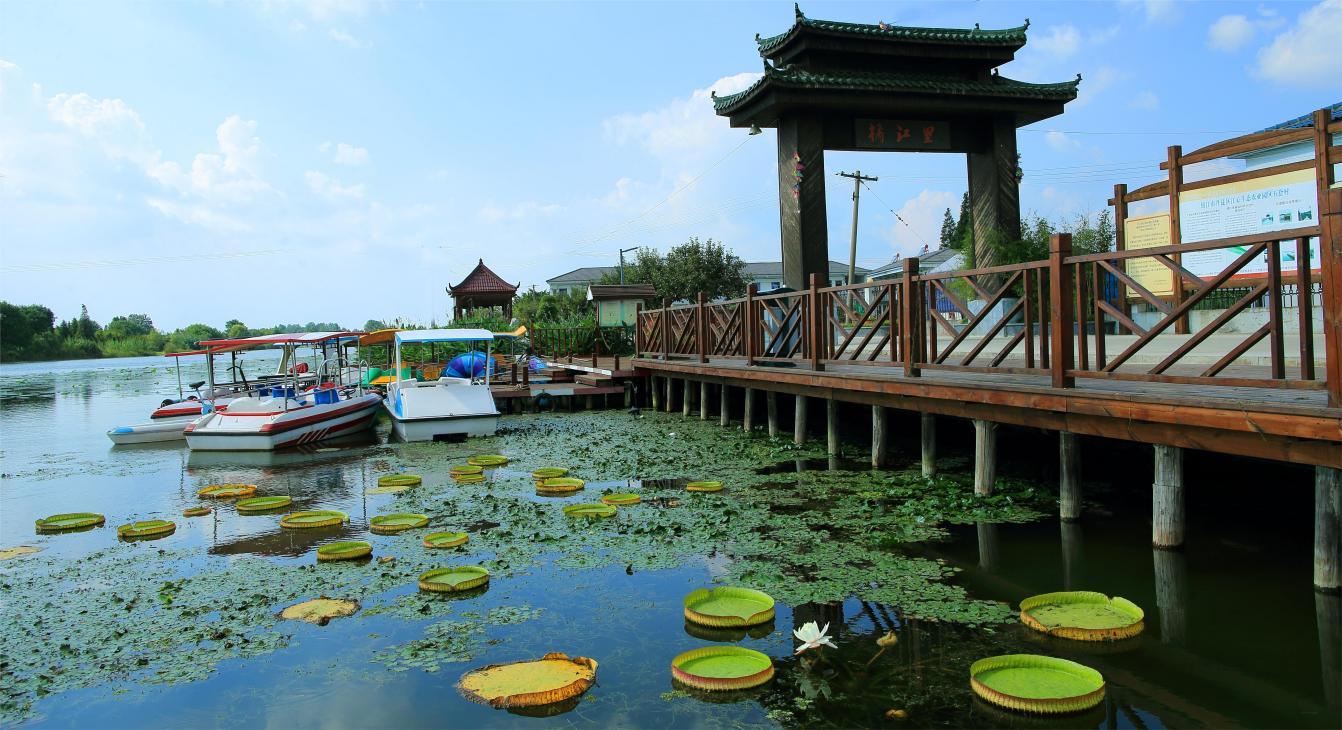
[384,379,499,442]
[389,412,499,442]
[185,394,381,451]
[107,415,196,444]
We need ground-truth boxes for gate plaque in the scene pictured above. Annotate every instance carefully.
[855,119,950,150]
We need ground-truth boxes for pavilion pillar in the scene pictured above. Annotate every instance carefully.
[793,395,808,445]
[776,115,829,291]
[683,379,692,417]
[1152,445,1185,549]
[1316,466,1341,591]
[665,377,675,413]
[650,376,661,411]
[1060,431,1082,521]
[966,115,1022,272]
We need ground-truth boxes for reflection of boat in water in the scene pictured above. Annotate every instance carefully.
[186,430,381,469]
[185,332,380,451]
[361,328,501,442]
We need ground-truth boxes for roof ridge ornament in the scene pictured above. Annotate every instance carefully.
[794,3,804,21]
[1024,18,1031,30]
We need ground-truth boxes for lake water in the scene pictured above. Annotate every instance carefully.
[1,355,1338,728]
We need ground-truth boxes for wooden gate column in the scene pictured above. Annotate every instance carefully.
[966,115,1022,271]
[776,115,829,291]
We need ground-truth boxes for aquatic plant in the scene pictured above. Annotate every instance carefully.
[793,621,837,654]
[457,653,598,709]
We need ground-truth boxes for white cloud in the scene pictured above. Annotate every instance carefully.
[1256,0,1342,86]
[146,198,250,232]
[306,170,364,199]
[1123,0,1179,23]
[331,142,369,165]
[1072,66,1123,107]
[602,72,760,157]
[46,92,153,164]
[263,0,370,22]
[1045,131,1082,152]
[1034,25,1081,57]
[328,28,362,48]
[477,201,564,223]
[888,190,955,255]
[1129,91,1160,110]
[0,59,18,71]
[1207,15,1255,52]
[1088,26,1121,45]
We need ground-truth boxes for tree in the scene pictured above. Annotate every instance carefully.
[0,302,56,360]
[599,237,747,302]
[363,319,387,332]
[939,208,956,248]
[103,314,155,339]
[951,192,972,251]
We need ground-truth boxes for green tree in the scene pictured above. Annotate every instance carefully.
[600,237,747,302]
[102,314,155,339]
[938,208,956,248]
[363,319,387,332]
[0,302,56,360]
[951,192,972,251]
[223,319,250,339]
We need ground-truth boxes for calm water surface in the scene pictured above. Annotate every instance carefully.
[0,355,1337,728]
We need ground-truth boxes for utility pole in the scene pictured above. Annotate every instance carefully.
[837,170,878,285]
[618,246,639,285]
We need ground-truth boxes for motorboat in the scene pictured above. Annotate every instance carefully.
[184,331,380,451]
[109,349,221,445]
[382,328,500,441]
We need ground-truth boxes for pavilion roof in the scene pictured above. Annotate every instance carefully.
[757,5,1029,56]
[712,65,1079,116]
[448,259,519,296]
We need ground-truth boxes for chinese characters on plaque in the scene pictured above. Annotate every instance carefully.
[854,119,950,150]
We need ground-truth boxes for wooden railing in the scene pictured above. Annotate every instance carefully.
[636,192,1340,406]
[531,324,634,359]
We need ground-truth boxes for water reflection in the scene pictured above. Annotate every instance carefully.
[977,521,1000,571]
[1317,591,1340,707]
[1060,521,1083,590]
[1152,548,1188,645]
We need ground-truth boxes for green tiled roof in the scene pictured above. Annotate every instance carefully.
[712,65,1080,114]
[756,5,1029,55]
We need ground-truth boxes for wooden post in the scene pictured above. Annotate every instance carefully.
[1152,444,1185,549]
[744,284,758,367]
[1059,431,1082,522]
[743,388,756,432]
[1267,239,1286,379]
[1048,233,1075,388]
[826,398,839,456]
[1317,467,1341,591]
[794,395,808,445]
[661,298,670,361]
[871,405,887,468]
[809,273,824,371]
[1321,188,1342,408]
[973,419,997,495]
[634,303,643,356]
[696,292,707,364]
[1112,183,1131,322]
[1153,547,1188,645]
[920,412,936,478]
[719,384,730,427]
[1167,145,1189,334]
[901,256,921,377]
[767,391,779,437]
[665,376,674,413]
[678,378,689,417]
[699,381,709,420]
[650,376,661,411]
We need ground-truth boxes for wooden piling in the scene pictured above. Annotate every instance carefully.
[719,384,729,427]
[1317,466,1341,591]
[871,405,887,468]
[973,420,997,496]
[827,399,838,456]
[1152,445,1185,549]
[920,412,936,478]
[650,376,661,411]
[665,376,674,413]
[683,379,692,417]
[1060,431,1081,522]
[794,395,808,445]
[767,391,779,438]
[700,381,709,420]
[743,388,755,432]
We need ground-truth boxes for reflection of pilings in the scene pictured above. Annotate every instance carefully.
[1316,466,1340,591]
[1059,431,1081,521]
[1153,547,1188,645]
[1316,591,1340,707]
[976,521,999,571]
[1060,520,1083,591]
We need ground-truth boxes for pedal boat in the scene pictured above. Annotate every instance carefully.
[380,328,501,442]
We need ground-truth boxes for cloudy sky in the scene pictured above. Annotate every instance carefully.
[1,0,1337,330]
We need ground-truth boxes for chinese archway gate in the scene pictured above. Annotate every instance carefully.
[713,4,1080,289]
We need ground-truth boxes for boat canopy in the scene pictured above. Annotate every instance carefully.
[358,328,400,347]
[492,325,527,339]
[197,331,365,353]
[394,328,493,344]
[164,349,213,358]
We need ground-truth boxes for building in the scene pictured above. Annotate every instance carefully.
[866,246,962,280]
[547,260,868,296]
[587,284,656,327]
[447,259,519,320]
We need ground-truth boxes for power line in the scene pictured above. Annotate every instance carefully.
[860,180,931,250]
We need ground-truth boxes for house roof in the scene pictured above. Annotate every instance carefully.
[547,266,617,284]
[588,284,657,301]
[713,64,1080,115]
[744,260,870,278]
[448,259,518,295]
[757,6,1030,55]
[868,247,962,278]
[1257,102,1342,132]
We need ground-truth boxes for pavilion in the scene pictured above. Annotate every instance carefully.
[447,259,519,320]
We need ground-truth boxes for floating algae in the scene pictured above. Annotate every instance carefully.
[0,546,42,561]
[279,597,361,625]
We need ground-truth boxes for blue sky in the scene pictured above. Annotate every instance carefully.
[1,0,1338,330]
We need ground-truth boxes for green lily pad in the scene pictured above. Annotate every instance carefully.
[451,465,484,476]
[196,484,257,499]
[419,566,490,592]
[970,654,1105,714]
[537,477,584,494]
[1019,592,1144,641]
[378,474,422,487]
[117,520,176,540]
[531,467,568,480]
[370,513,429,534]
[279,510,348,529]
[467,455,508,467]
[182,507,211,517]
[670,646,773,691]
[562,503,616,518]
[454,473,486,483]
[600,493,641,505]
[683,586,775,627]
[35,512,105,533]
[235,496,293,513]
[317,541,373,561]
[685,481,724,493]
[423,531,469,549]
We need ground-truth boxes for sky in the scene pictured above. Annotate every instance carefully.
[1,0,1338,330]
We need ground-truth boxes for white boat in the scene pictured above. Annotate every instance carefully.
[107,414,201,445]
[383,328,500,441]
[184,332,378,451]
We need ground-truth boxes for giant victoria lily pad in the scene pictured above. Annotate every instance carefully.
[970,654,1105,714]
[531,467,568,480]
[117,520,176,540]
[370,513,429,534]
[378,474,422,488]
[467,455,508,467]
[419,566,490,593]
[279,510,348,529]
[197,484,257,499]
[35,513,105,533]
[670,646,773,691]
[235,496,293,513]
[685,481,724,493]
[1019,592,1145,641]
[458,653,597,709]
[562,503,616,518]
[683,587,775,628]
[537,478,584,495]
[600,493,640,506]
[423,531,469,549]
[317,541,372,562]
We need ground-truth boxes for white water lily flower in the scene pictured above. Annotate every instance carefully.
[793,621,836,654]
